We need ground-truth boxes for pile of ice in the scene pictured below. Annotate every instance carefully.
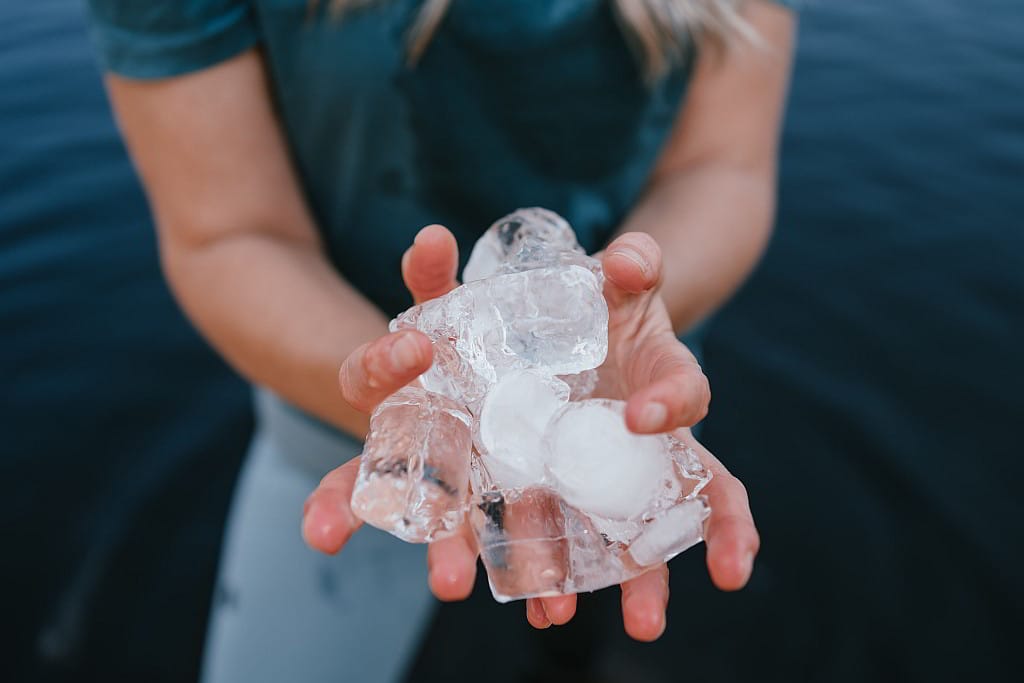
[350,208,711,602]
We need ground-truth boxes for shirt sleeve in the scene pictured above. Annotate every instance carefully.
[84,0,260,79]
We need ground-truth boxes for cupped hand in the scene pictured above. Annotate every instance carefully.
[302,224,479,602]
[301,226,760,641]
[523,233,760,640]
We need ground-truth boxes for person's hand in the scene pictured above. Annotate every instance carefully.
[301,227,760,641]
[302,224,480,603]
[520,232,760,640]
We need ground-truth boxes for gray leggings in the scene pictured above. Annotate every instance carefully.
[201,390,436,683]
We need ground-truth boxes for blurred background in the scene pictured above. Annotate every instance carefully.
[2,1,1021,681]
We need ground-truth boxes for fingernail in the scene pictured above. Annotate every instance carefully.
[390,334,422,372]
[414,224,444,245]
[625,595,666,640]
[609,246,650,275]
[638,402,668,432]
[301,514,329,547]
[742,551,755,581]
[536,604,552,629]
[653,612,667,639]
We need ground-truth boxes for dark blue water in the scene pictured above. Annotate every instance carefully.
[699,1,1023,680]
[0,2,253,681]
[2,0,1022,681]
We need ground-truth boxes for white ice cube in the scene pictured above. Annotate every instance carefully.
[544,401,669,520]
[477,370,570,489]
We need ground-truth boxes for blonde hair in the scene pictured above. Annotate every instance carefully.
[319,0,754,82]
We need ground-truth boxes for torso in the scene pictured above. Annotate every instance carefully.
[252,0,692,314]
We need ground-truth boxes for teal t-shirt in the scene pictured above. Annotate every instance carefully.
[86,0,793,316]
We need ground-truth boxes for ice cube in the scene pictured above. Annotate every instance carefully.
[463,207,588,282]
[350,386,473,543]
[470,486,573,601]
[468,478,692,602]
[467,455,616,602]
[626,498,709,567]
[546,399,711,513]
[391,265,608,407]
[544,400,671,520]
[476,370,570,489]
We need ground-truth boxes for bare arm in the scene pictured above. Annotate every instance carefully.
[106,50,402,437]
[619,0,797,332]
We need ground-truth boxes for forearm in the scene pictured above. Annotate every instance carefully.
[618,162,776,333]
[162,233,387,438]
[616,0,795,333]
[101,53,390,437]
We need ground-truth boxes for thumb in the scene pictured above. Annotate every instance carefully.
[600,232,663,323]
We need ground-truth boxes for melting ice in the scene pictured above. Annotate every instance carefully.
[351,208,712,602]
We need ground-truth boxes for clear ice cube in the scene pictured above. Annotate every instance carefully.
[463,207,597,283]
[391,265,608,407]
[350,386,473,543]
[471,486,574,600]
[469,477,661,602]
[625,498,710,567]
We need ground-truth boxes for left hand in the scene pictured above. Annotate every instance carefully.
[522,233,760,640]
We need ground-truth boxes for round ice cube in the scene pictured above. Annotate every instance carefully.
[544,400,668,520]
[477,370,570,488]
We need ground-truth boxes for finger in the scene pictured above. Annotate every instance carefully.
[602,232,663,302]
[301,457,363,554]
[688,438,760,591]
[539,594,578,626]
[526,598,551,629]
[339,330,433,414]
[402,224,460,304]
[624,338,710,433]
[621,565,670,642]
[426,527,478,602]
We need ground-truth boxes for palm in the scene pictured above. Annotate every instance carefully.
[592,238,709,435]
[597,284,681,399]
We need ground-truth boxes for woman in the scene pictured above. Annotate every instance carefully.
[85,0,797,680]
